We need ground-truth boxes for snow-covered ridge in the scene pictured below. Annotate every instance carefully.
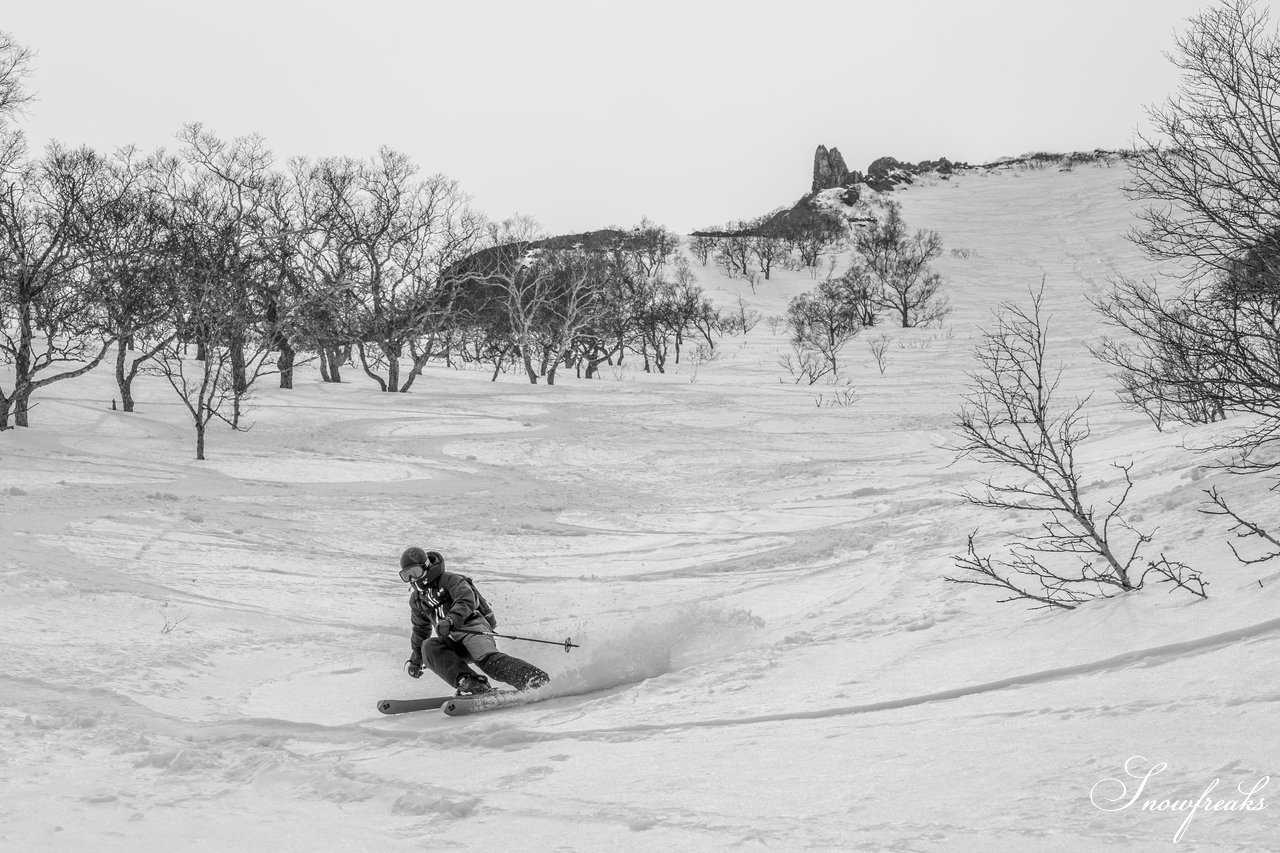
[713,148,1137,240]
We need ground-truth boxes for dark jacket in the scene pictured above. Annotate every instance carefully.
[408,567,493,663]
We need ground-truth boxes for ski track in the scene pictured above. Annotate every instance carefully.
[433,612,1280,746]
[10,604,1232,746]
[17,610,1276,750]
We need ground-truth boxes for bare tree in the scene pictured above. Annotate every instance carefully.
[303,148,483,392]
[291,156,359,384]
[1098,0,1280,464]
[665,255,721,359]
[506,250,560,384]
[540,251,606,385]
[686,292,726,353]
[147,153,273,458]
[439,217,722,382]
[747,224,787,282]
[778,345,837,386]
[868,333,892,374]
[251,168,321,390]
[1128,0,1280,284]
[724,295,760,336]
[687,232,716,266]
[174,124,292,423]
[463,243,604,385]
[1092,279,1244,431]
[783,276,865,382]
[948,287,1202,608]
[778,208,846,275]
[0,32,34,124]
[150,284,239,461]
[626,218,680,278]
[833,263,881,327]
[0,143,115,428]
[855,202,949,327]
[82,148,175,412]
[1089,1,1280,573]
[712,225,752,279]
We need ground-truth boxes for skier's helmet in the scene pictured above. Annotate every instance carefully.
[400,546,428,571]
[399,547,443,587]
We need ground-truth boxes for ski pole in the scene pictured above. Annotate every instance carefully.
[453,627,581,653]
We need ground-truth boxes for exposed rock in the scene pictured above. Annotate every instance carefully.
[812,145,853,192]
[838,185,861,207]
[863,155,965,191]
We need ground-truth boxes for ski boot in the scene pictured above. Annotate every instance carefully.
[455,672,492,696]
[478,652,549,691]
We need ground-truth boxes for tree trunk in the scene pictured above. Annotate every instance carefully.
[335,345,351,381]
[115,343,136,413]
[0,394,11,429]
[321,345,348,383]
[488,344,509,382]
[278,344,295,390]
[195,419,206,460]
[12,302,34,428]
[230,334,248,395]
[356,343,388,391]
[521,346,539,384]
[385,342,401,392]
[14,386,32,428]
[584,342,612,379]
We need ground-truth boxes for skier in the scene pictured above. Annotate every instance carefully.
[398,546,549,695]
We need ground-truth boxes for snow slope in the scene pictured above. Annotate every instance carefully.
[3,162,1278,851]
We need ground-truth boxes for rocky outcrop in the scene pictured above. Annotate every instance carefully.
[812,145,854,192]
[812,145,962,193]
[862,155,958,191]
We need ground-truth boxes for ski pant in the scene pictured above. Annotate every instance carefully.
[420,634,549,691]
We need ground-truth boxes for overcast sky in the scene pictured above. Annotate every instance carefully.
[7,0,1217,234]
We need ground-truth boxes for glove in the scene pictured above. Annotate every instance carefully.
[405,659,423,678]
[436,615,455,638]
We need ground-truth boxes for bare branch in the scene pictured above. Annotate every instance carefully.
[949,282,1199,607]
[1201,485,1280,564]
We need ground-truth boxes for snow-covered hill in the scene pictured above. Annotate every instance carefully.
[3,163,1277,851]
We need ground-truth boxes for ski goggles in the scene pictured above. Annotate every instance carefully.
[399,564,427,583]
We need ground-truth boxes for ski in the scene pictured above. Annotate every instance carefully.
[377,696,453,715]
[379,688,555,716]
[441,689,545,716]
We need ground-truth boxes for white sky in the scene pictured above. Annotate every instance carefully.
[6,0,1218,234]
